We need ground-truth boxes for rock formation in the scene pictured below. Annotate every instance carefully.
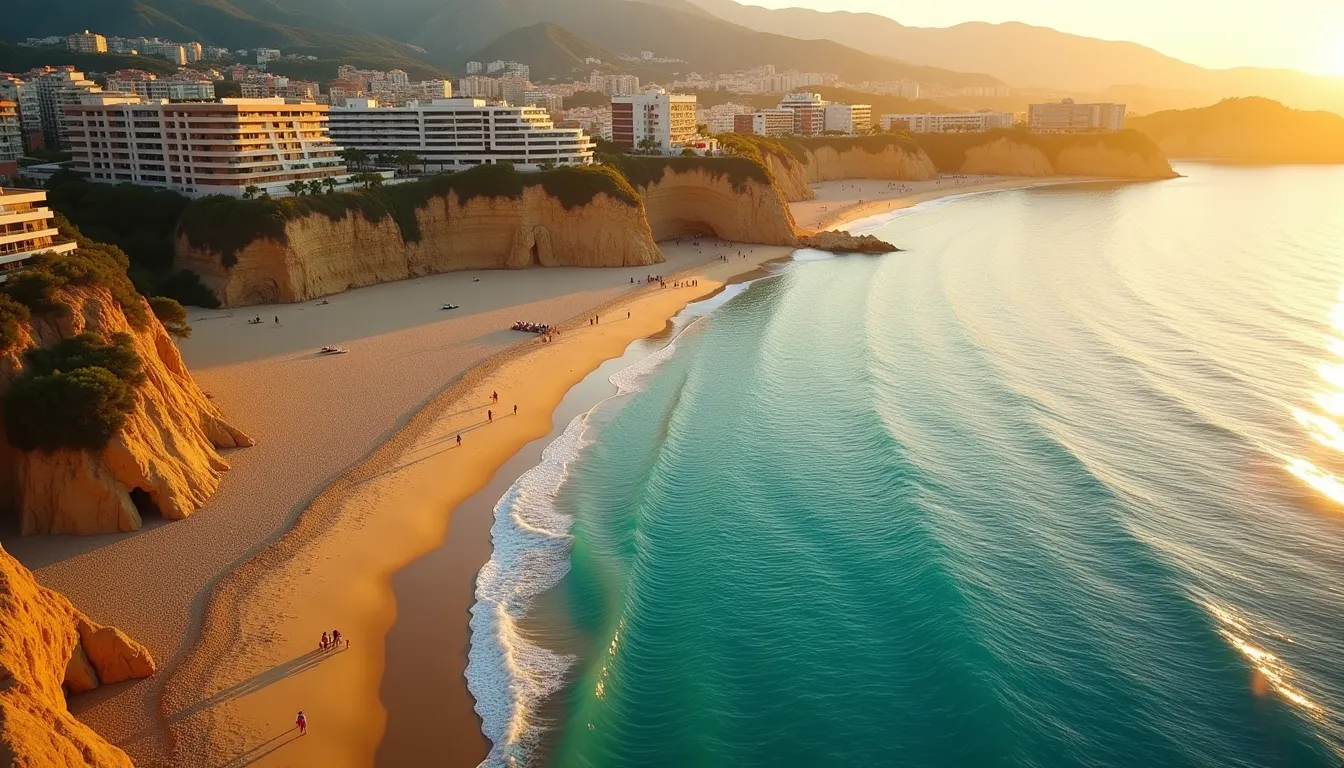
[177,186,662,307]
[798,143,939,184]
[634,164,799,246]
[0,542,155,766]
[760,152,814,202]
[800,231,899,254]
[921,132,1178,179]
[0,285,253,535]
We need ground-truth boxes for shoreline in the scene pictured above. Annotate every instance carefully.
[4,174,1092,766]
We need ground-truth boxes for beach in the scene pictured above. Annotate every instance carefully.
[2,175,1074,766]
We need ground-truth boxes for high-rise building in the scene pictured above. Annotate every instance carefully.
[524,92,563,112]
[0,188,78,280]
[186,42,203,63]
[499,78,529,107]
[256,48,282,65]
[0,102,21,178]
[610,88,697,152]
[26,67,102,148]
[823,103,872,134]
[457,75,502,100]
[733,109,793,137]
[387,69,410,86]
[328,97,595,172]
[466,61,483,74]
[1027,99,1125,132]
[65,95,346,197]
[881,111,1014,133]
[106,70,216,101]
[0,76,43,151]
[777,92,826,135]
[141,42,188,66]
[66,31,108,54]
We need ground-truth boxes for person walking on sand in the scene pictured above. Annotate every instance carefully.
[487,409,493,422]
[296,711,307,735]
[332,629,342,648]
[513,404,518,416]
[456,434,462,447]
[492,391,498,404]
[274,316,279,325]
[320,631,329,650]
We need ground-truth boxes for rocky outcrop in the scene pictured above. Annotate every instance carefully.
[0,285,253,535]
[760,152,814,202]
[925,133,1178,179]
[801,231,899,254]
[178,187,662,307]
[637,165,799,246]
[0,542,155,766]
[799,144,939,185]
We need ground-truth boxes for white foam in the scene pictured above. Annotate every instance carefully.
[466,324,699,766]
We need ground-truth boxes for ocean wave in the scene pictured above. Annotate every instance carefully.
[466,326,697,766]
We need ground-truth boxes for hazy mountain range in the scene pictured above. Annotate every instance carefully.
[6,0,1343,114]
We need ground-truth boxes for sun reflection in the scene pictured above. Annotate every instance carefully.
[1286,287,1344,505]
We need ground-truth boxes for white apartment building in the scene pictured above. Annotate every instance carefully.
[28,67,103,148]
[457,76,502,100]
[65,95,346,197]
[735,109,793,137]
[328,97,595,171]
[823,103,872,134]
[142,43,188,66]
[524,91,563,112]
[106,71,216,102]
[256,48,282,65]
[66,31,108,54]
[611,88,697,152]
[881,112,1014,133]
[1028,99,1125,132]
[0,188,78,280]
[0,76,41,151]
[588,72,641,97]
[466,61,483,74]
[0,102,22,170]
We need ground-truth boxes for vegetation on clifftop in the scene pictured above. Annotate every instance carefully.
[607,155,774,193]
[178,164,642,268]
[717,133,810,167]
[914,129,1167,172]
[794,133,924,158]
[5,333,144,452]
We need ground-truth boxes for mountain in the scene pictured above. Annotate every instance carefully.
[3,0,1002,89]
[1128,98,1344,164]
[671,0,1344,114]
[466,23,617,80]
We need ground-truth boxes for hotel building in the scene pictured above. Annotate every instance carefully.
[27,67,102,148]
[611,88,697,153]
[777,92,826,136]
[328,97,595,171]
[0,188,77,280]
[106,70,216,102]
[64,95,346,197]
[881,112,1015,133]
[66,31,108,54]
[733,109,794,137]
[1028,99,1125,132]
[823,103,872,134]
[0,102,21,177]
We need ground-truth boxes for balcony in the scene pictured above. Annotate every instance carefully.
[0,238,77,268]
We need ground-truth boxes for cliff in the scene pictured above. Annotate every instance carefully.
[916,130,1177,179]
[1129,97,1344,164]
[794,137,939,185]
[176,166,662,306]
[613,157,800,246]
[0,542,155,766]
[0,275,252,535]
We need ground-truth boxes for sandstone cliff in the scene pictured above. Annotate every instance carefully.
[797,143,939,185]
[630,162,799,246]
[1,285,252,535]
[178,186,662,307]
[760,152,814,202]
[918,131,1178,179]
[0,542,155,766]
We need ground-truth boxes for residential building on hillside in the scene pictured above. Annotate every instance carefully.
[0,188,77,280]
[64,95,346,197]
[499,78,530,107]
[27,67,102,148]
[881,111,1014,133]
[204,46,231,60]
[777,92,826,135]
[106,70,216,101]
[824,103,872,134]
[1028,99,1125,132]
[0,76,43,151]
[66,31,108,54]
[466,61,483,74]
[588,72,641,97]
[700,102,753,134]
[524,91,563,112]
[733,109,793,137]
[256,48,282,65]
[457,76,502,100]
[186,42,203,63]
[328,97,595,171]
[0,102,21,178]
[611,88,697,152]
[142,42,187,66]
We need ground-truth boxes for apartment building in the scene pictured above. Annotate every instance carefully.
[106,70,216,102]
[0,102,21,178]
[823,103,872,134]
[777,92,826,136]
[256,49,282,65]
[731,109,794,137]
[0,188,78,280]
[881,111,1014,133]
[1028,99,1125,132]
[66,31,108,54]
[588,72,642,97]
[611,88,697,152]
[142,42,188,66]
[328,97,595,171]
[26,67,102,148]
[65,95,346,197]
[0,76,42,151]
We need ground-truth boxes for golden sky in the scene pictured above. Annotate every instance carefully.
[748,0,1344,76]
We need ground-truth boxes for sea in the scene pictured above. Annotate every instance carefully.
[466,163,1344,767]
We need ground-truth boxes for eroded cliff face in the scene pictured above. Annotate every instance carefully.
[0,543,155,766]
[957,137,1178,179]
[801,145,939,184]
[761,153,814,202]
[178,188,663,307]
[0,286,253,535]
[638,166,799,246]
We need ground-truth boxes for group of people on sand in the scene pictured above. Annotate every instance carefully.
[512,321,550,333]
[319,628,347,651]
[247,315,280,325]
[454,392,516,446]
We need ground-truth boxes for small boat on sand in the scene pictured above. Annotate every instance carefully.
[319,346,348,355]
[441,304,460,310]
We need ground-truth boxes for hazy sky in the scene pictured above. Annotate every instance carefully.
[743,0,1344,76]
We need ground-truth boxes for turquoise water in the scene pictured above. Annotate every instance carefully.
[474,165,1344,766]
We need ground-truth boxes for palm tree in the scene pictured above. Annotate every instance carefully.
[394,151,420,175]
[376,152,395,169]
[636,136,659,155]
[537,158,557,172]
[307,179,324,195]
[342,148,369,171]
[285,180,306,197]
[323,177,337,194]
[242,184,260,200]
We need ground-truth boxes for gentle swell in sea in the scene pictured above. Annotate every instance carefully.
[465,321,703,767]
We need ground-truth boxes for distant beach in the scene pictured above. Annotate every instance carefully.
[1,174,1070,766]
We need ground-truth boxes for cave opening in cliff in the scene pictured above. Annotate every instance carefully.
[529,242,540,266]
[128,488,162,519]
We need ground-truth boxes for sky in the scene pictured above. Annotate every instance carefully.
[743,0,1344,76]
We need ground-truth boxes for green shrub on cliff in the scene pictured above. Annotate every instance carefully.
[149,297,191,339]
[0,296,32,353]
[178,164,644,266]
[717,133,809,166]
[913,129,1166,172]
[5,332,144,452]
[794,133,922,157]
[608,155,773,193]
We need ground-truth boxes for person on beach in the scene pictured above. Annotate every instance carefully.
[492,391,498,404]
[513,404,518,416]
[627,311,630,319]
[320,632,328,650]
[456,434,462,447]
[332,629,342,648]
[274,316,279,325]
[296,711,307,735]
[487,409,493,422]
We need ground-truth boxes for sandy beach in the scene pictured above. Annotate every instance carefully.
[2,174,1078,766]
